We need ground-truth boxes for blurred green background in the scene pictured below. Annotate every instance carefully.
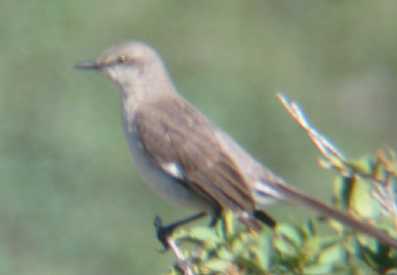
[1,1,397,274]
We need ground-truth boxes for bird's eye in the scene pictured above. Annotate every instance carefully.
[117,55,128,63]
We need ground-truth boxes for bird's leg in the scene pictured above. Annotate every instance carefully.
[154,212,207,250]
[209,207,222,227]
[253,210,277,228]
[237,210,277,232]
[209,208,277,235]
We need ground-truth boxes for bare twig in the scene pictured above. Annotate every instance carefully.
[166,237,194,275]
[277,93,397,224]
[277,94,346,162]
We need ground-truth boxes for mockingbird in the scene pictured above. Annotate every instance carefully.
[76,41,397,248]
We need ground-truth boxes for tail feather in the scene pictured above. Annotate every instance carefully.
[254,178,397,249]
[254,181,285,205]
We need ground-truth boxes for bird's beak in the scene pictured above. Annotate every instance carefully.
[75,60,102,70]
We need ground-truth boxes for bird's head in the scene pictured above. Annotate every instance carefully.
[76,41,160,88]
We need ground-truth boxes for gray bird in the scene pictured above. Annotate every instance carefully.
[76,41,397,248]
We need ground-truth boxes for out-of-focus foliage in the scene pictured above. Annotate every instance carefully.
[2,1,397,274]
[166,149,397,275]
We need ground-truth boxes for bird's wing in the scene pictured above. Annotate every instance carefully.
[133,97,255,212]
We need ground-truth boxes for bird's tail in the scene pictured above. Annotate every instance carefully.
[253,177,397,249]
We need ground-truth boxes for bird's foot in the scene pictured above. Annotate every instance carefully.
[154,212,207,251]
[154,216,174,251]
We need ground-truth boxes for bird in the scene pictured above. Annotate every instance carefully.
[76,41,397,249]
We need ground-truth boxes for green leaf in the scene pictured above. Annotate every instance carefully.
[276,224,303,248]
[303,263,333,274]
[273,237,298,258]
[302,236,322,260]
[188,227,221,244]
[217,246,234,261]
[202,258,230,273]
[349,177,381,219]
[301,219,316,237]
[318,244,347,265]
[257,235,273,270]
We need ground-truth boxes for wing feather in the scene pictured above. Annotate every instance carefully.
[134,97,255,212]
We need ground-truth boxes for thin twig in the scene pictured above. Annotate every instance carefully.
[166,237,194,275]
[277,93,397,223]
[277,94,346,162]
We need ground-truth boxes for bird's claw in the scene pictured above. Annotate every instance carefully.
[154,215,175,251]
